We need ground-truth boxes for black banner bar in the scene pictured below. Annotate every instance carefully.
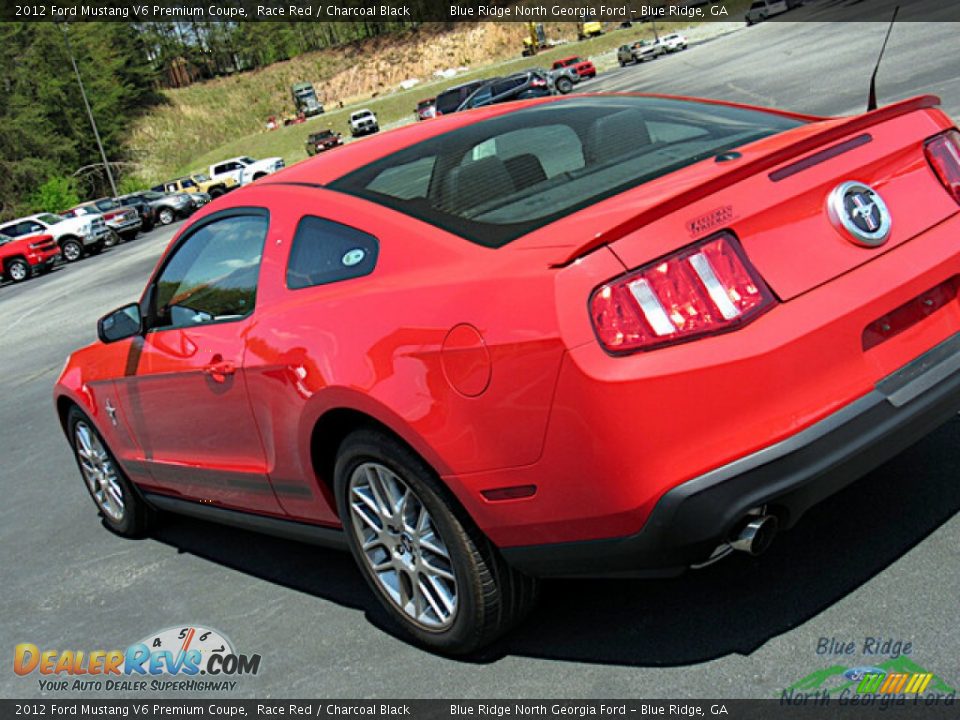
[1,0,958,23]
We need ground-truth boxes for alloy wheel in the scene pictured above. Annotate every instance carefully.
[348,462,458,630]
[63,242,81,262]
[74,421,125,522]
[159,209,174,225]
[8,261,28,282]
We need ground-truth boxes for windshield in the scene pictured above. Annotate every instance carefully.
[95,199,119,211]
[240,157,255,164]
[330,96,803,248]
[37,214,62,225]
[192,173,210,182]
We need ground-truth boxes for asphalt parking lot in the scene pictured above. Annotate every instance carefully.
[2,14,959,700]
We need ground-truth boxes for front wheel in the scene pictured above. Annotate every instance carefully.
[6,258,30,283]
[334,430,538,655]
[67,406,155,537]
[555,77,573,94]
[158,208,175,225]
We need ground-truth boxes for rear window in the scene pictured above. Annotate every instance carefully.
[329,96,803,248]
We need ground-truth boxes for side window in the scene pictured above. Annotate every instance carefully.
[165,183,177,193]
[183,179,197,188]
[213,164,227,175]
[0,226,16,239]
[25,222,44,234]
[286,216,379,290]
[151,213,268,330]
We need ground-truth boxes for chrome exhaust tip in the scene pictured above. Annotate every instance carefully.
[730,514,779,556]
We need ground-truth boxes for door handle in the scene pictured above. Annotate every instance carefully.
[203,356,236,382]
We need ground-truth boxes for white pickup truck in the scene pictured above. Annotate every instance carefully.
[0,212,111,263]
[209,156,285,186]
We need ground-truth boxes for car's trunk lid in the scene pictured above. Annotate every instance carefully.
[538,96,957,301]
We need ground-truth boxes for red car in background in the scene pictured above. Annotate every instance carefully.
[1,231,60,283]
[55,92,960,654]
[552,55,597,79]
[416,98,437,121]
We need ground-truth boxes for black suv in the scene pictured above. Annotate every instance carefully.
[434,80,488,116]
[458,71,552,112]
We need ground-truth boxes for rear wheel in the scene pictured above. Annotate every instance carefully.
[555,76,573,94]
[334,429,538,655]
[67,406,155,537]
[61,238,83,262]
[6,258,30,283]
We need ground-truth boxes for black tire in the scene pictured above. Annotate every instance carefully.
[555,76,574,94]
[252,172,266,181]
[209,187,224,198]
[66,405,155,538]
[5,258,30,283]
[334,429,538,655]
[61,238,83,263]
[158,207,175,225]
[121,230,138,242]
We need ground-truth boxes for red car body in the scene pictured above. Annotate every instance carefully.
[553,56,597,79]
[55,93,960,588]
[1,232,60,282]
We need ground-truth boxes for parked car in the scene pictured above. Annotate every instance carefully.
[186,192,212,211]
[416,98,437,121]
[746,0,789,24]
[458,71,552,111]
[0,228,60,283]
[349,109,380,137]
[546,66,579,94]
[65,199,141,242]
[119,191,193,226]
[552,56,597,79]
[209,156,285,187]
[153,173,236,198]
[434,80,488,116]
[116,195,156,232]
[306,130,344,156]
[658,33,688,52]
[56,94,960,655]
[0,212,108,263]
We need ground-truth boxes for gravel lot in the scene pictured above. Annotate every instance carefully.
[2,10,959,700]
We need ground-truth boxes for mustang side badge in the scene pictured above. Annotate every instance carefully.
[827,181,892,247]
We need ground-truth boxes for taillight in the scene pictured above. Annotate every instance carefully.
[924,129,960,204]
[103,211,118,220]
[590,232,776,353]
[532,78,547,88]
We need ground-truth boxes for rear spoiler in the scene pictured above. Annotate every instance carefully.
[554,94,942,267]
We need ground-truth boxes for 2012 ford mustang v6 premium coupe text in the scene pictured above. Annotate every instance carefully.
[55,94,960,653]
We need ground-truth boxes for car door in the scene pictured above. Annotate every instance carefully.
[115,208,283,513]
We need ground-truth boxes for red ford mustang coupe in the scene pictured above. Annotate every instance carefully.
[55,93,960,653]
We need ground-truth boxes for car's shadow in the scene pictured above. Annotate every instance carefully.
[148,418,960,667]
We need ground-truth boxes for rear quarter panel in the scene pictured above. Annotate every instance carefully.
[243,186,566,523]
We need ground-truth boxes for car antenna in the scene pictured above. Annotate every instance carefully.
[867,5,900,112]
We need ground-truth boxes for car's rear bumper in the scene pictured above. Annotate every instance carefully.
[503,331,960,577]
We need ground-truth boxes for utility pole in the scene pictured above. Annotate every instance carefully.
[60,23,118,197]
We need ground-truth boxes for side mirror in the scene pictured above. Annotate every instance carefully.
[97,303,143,344]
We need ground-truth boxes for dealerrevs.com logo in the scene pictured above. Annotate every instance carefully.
[14,625,261,692]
